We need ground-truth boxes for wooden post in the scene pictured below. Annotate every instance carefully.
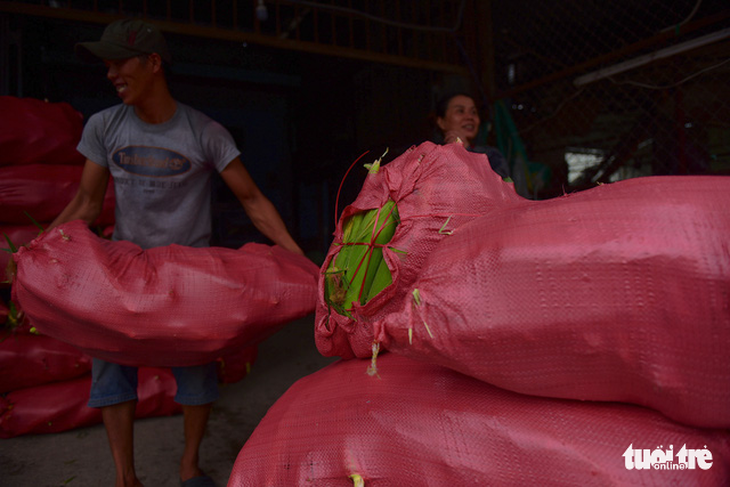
[473,0,495,113]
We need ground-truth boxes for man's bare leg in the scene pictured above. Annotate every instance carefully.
[101,400,142,487]
[179,403,213,482]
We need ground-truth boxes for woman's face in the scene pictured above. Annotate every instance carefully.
[437,95,480,143]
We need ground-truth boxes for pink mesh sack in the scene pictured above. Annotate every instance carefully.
[315,142,523,359]
[228,353,730,486]
[0,333,91,393]
[216,345,258,384]
[2,225,43,286]
[373,175,730,428]
[0,96,85,167]
[0,367,180,438]
[11,220,318,367]
[0,164,116,225]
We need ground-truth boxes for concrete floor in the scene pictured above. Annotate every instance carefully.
[0,314,338,487]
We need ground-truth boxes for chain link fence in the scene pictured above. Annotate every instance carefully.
[491,0,730,199]
[3,0,726,203]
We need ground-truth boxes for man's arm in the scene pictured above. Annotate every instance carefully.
[219,157,304,255]
[48,159,110,231]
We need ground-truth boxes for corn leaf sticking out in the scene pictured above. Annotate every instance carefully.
[2,233,18,254]
[2,233,19,285]
[23,211,44,233]
[3,222,45,285]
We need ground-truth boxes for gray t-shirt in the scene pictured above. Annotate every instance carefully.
[77,103,240,249]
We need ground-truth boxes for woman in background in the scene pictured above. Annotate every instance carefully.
[435,92,511,179]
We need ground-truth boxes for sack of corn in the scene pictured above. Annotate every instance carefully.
[228,353,730,486]
[373,175,730,428]
[315,142,523,358]
[0,366,180,438]
[0,332,92,393]
[10,220,319,367]
[0,96,85,167]
[216,345,258,384]
[2,225,43,288]
[0,164,116,226]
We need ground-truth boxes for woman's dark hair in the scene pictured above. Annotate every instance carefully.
[435,92,477,118]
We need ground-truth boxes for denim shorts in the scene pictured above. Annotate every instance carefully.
[87,358,220,408]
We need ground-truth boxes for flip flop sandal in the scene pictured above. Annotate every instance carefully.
[180,474,216,487]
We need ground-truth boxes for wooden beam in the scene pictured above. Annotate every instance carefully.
[0,1,467,74]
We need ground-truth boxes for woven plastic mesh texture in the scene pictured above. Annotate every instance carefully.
[1,225,43,279]
[228,353,730,486]
[0,333,91,393]
[374,175,730,428]
[0,366,180,438]
[315,141,524,359]
[0,96,85,167]
[0,164,116,225]
[11,220,319,367]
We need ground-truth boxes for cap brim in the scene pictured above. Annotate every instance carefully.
[74,41,142,63]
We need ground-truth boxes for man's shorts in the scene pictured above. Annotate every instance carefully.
[87,358,219,408]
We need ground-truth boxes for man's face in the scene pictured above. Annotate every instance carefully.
[437,95,481,143]
[104,55,154,106]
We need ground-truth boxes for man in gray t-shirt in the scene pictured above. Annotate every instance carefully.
[50,18,303,487]
[77,101,240,249]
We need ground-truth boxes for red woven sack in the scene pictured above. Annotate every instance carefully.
[217,345,259,384]
[0,96,85,167]
[0,367,180,438]
[1,224,44,285]
[0,333,91,393]
[0,333,255,391]
[11,220,318,367]
[0,297,30,333]
[315,142,523,359]
[228,353,730,486]
[0,164,116,225]
[374,175,730,429]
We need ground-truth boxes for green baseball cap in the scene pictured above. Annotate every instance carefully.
[75,18,172,64]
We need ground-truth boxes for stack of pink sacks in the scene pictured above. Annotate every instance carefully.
[0,96,115,276]
[1,97,262,438]
[0,294,258,439]
[0,315,180,438]
[227,142,730,485]
[0,331,259,439]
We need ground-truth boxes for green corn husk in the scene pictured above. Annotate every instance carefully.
[358,201,398,303]
[363,249,392,303]
[325,199,400,317]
